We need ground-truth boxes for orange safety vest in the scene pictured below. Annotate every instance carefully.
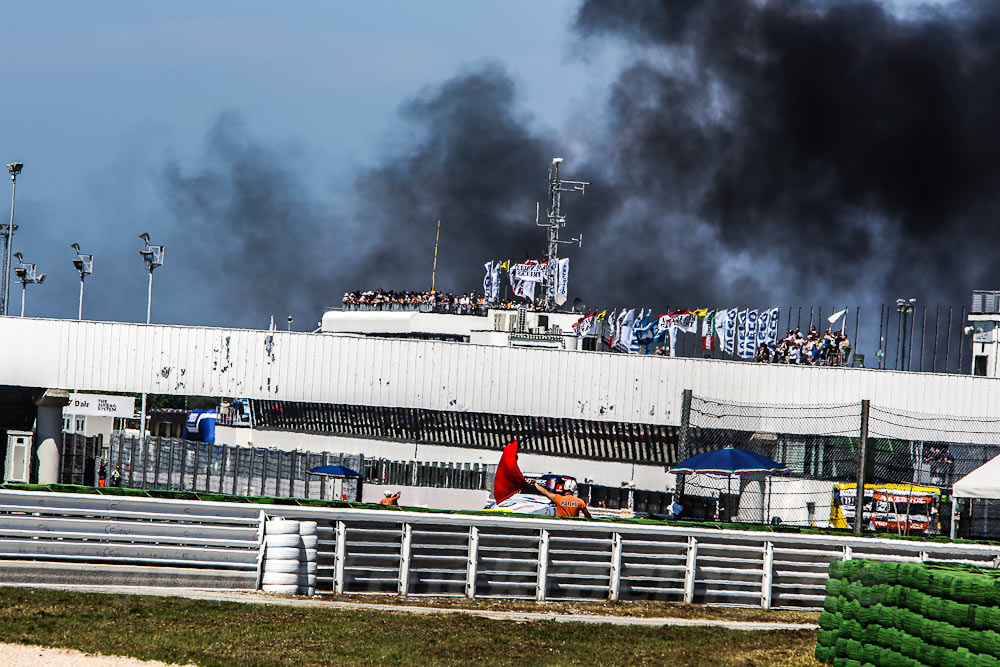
[553,494,587,517]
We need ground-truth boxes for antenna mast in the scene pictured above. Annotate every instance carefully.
[537,157,588,309]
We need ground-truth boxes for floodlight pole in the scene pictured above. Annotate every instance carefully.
[14,258,44,317]
[138,234,164,446]
[72,245,93,320]
[2,163,23,316]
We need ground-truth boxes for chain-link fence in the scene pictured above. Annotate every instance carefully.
[105,433,363,501]
[682,393,1000,540]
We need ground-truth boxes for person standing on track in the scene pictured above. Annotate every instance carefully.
[98,460,107,488]
[534,479,592,519]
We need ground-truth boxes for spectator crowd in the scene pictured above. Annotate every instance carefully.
[756,326,852,366]
[342,289,539,313]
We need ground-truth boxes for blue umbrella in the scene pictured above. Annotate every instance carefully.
[669,447,789,522]
[308,464,362,478]
[669,447,790,476]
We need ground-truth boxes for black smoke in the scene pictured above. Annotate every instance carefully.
[161,112,344,326]
[351,63,559,294]
[161,1,1000,336]
[571,0,1000,309]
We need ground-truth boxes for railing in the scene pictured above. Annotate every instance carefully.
[5,489,998,609]
[0,490,262,585]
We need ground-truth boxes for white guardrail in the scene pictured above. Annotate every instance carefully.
[3,489,1000,609]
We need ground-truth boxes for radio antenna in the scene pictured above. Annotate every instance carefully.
[536,157,588,309]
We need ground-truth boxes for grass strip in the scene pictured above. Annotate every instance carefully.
[0,587,820,666]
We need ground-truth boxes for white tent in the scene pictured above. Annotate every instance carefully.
[953,454,1000,500]
[950,453,1000,539]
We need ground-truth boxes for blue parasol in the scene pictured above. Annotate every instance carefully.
[308,464,362,478]
[669,447,790,476]
[669,447,789,522]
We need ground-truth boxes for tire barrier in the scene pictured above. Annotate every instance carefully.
[816,559,1000,666]
[260,518,315,596]
[299,520,318,596]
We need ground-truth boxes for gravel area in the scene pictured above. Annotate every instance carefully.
[0,643,195,666]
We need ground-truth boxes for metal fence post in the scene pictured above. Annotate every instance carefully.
[180,441,189,491]
[679,389,692,461]
[166,439,176,491]
[193,442,202,492]
[684,536,698,604]
[152,437,162,490]
[232,447,241,496]
[335,520,347,594]
[761,541,774,610]
[128,435,137,488]
[854,400,870,536]
[609,532,622,602]
[398,523,412,597]
[536,529,550,602]
[320,452,330,500]
[465,526,479,599]
[259,449,268,497]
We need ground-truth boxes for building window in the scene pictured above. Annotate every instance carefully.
[64,417,72,432]
[975,355,988,377]
[75,417,86,432]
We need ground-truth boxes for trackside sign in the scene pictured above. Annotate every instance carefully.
[65,393,135,418]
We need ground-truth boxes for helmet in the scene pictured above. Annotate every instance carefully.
[384,491,394,497]
[563,478,577,495]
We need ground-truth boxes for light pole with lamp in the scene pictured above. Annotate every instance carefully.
[138,233,165,445]
[12,252,45,317]
[71,243,93,320]
[896,298,916,370]
[1,162,23,316]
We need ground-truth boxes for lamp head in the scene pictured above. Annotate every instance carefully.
[71,243,81,253]
[12,251,22,263]
[36,273,46,285]
[552,157,564,164]
[139,232,151,244]
[7,162,23,177]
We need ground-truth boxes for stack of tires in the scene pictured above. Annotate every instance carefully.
[816,559,1000,666]
[260,518,318,596]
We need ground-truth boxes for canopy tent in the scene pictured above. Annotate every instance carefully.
[307,464,361,502]
[308,465,362,478]
[947,453,1000,540]
[669,447,790,523]
[952,454,1000,499]
[669,447,791,477]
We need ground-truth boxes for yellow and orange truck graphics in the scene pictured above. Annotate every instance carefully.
[831,482,942,534]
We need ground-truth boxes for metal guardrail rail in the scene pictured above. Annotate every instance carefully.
[0,490,262,572]
[2,490,999,609]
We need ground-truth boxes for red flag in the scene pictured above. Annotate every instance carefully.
[493,439,528,503]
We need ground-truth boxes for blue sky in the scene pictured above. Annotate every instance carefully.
[0,1,614,326]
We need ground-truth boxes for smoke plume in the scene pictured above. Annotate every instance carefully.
[162,1,1000,332]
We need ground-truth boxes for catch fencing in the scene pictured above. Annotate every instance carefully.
[681,393,1000,540]
[103,433,363,501]
[5,488,1000,609]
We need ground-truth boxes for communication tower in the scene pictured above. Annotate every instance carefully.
[537,157,588,309]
